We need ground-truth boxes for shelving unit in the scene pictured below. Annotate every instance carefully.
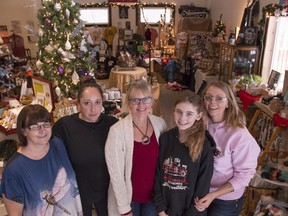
[219,43,259,82]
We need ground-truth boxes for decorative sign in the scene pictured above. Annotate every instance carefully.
[244,27,258,45]
[119,6,129,19]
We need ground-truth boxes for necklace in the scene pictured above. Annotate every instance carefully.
[132,120,150,145]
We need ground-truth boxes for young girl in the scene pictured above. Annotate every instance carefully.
[154,93,215,216]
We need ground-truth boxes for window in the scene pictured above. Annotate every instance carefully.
[140,7,174,24]
[79,8,110,26]
[261,16,288,91]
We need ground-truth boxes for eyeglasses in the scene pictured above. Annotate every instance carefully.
[204,95,228,102]
[128,97,153,105]
[27,122,52,131]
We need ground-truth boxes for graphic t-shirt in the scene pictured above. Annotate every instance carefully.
[1,137,83,216]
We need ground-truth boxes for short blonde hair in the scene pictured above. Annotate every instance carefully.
[125,79,152,102]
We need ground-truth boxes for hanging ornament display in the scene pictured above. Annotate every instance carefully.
[65,34,72,50]
[45,44,54,53]
[36,60,43,69]
[80,39,87,53]
[54,3,62,12]
[38,28,44,37]
[45,18,51,26]
[65,8,70,19]
[55,86,61,97]
[72,70,80,85]
[57,65,64,75]
[39,70,44,76]
[71,0,76,7]
[54,23,58,32]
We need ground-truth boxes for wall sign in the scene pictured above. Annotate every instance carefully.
[119,6,129,19]
[244,27,258,45]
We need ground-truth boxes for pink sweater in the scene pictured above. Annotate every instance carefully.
[207,120,260,200]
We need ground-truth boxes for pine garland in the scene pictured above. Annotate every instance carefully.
[258,4,288,42]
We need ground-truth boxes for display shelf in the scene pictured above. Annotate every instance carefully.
[219,43,259,82]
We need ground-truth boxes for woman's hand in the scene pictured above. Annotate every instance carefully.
[158,211,168,216]
[194,193,215,211]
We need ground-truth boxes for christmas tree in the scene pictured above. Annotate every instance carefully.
[36,0,97,97]
[212,14,226,38]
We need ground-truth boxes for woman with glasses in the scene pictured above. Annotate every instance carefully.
[52,82,118,216]
[1,104,82,215]
[154,93,215,216]
[105,79,166,216]
[195,80,260,216]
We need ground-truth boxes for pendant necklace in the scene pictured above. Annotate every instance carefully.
[132,119,150,145]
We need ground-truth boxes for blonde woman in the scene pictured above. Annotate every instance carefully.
[195,80,260,216]
[105,79,166,216]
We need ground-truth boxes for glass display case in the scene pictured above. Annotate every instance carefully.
[219,43,259,82]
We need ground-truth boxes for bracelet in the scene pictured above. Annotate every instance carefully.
[122,210,132,215]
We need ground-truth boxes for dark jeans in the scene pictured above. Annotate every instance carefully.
[207,195,244,216]
[82,198,108,216]
[131,201,158,216]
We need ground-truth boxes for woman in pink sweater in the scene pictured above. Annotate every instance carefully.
[195,80,260,216]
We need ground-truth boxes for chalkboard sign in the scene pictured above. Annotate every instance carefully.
[244,27,258,45]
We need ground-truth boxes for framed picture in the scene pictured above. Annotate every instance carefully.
[31,76,55,112]
[125,21,131,30]
[119,6,129,19]
[244,27,258,45]
[267,70,281,89]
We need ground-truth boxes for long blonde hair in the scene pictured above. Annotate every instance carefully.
[202,80,246,128]
[175,94,205,162]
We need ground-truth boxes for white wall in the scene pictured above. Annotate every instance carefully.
[0,0,278,58]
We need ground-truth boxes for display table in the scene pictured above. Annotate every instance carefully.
[109,67,147,93]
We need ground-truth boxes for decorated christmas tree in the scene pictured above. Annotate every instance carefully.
[36,0,97,97]
[212,14,226,38]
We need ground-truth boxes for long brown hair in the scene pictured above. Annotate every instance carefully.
[175,94,205,162]
[202,80,246,128]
